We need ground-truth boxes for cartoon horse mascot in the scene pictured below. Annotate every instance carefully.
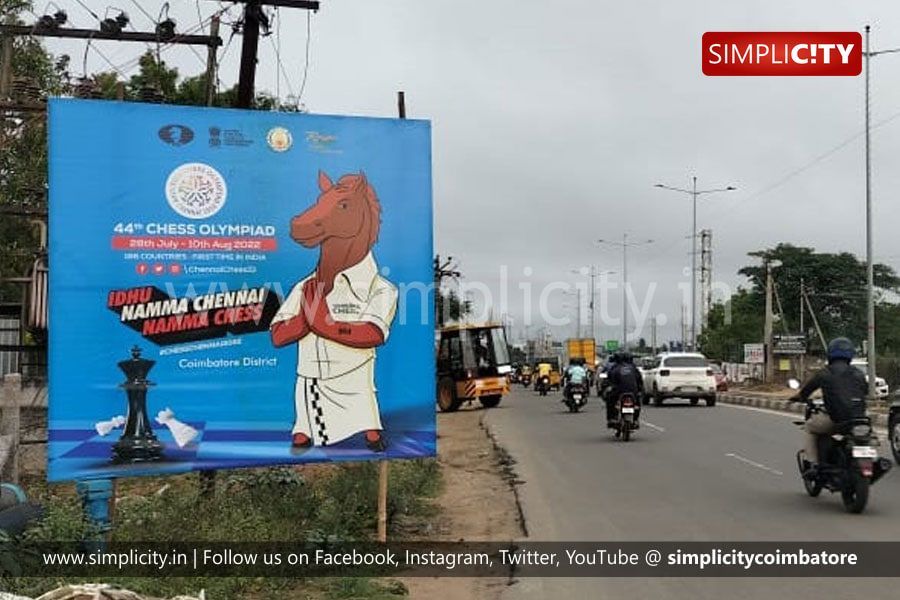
[270,171,398,452]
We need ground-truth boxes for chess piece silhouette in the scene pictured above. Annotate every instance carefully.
[112,346,164,463]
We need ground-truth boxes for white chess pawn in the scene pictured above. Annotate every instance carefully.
[95,415,126,437]
[155,407,199,448]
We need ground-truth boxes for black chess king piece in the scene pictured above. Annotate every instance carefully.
[112,346,164,463]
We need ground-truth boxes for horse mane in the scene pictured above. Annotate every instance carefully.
[333,173,381,249]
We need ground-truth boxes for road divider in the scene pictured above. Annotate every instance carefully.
[719,393,889,428]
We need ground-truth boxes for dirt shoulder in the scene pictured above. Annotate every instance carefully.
[401,406,524,600]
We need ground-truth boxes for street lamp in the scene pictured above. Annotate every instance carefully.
[561,291,582,337]
[597,235,654,348]
[654,178,736,351]
[862,25,900,401]
[570,266,615,342]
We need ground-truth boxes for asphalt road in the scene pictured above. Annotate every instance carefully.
[484,386,900,599]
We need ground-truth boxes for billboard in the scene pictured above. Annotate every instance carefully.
[773,334,807,355]
[744,343,765,364]
[48,99,434,482]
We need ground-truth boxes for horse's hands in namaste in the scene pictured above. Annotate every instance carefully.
[303,278,336,331]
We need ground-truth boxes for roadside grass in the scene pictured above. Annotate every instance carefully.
[2,458,439,599]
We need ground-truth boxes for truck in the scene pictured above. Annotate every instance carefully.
[564,338,597,370]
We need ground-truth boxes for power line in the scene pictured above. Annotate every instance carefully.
[268,8,296,102]
[71,0,101,22]
[297,9,310,102]
[109,5,232,74]
[127,0,157,26]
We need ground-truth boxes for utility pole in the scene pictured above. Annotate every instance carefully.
[219,0,320,108]
[655,179,736,351]
[571,266,613,342]
[434,253,461,326]
[803,286,828,352]
[651,316,657,355]
[765,264,774,382]
[763,260,781,382]
[700,229,712,330]
[205,16,221,106]
[0,34,11,98]
[799,278,805,380]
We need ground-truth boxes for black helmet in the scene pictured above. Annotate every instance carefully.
[826,337,855,362]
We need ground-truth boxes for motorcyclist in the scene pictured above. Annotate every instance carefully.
[605,351,644,427]
[563,358,588,402]
[790,337,868,474]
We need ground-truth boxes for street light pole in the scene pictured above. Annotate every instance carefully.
[655,179,736,352]
[623,234,628,346]
[865,25,876,401]
[691,176,698,352]
[571,266,614,342]
[860,26,900,401]
[597,236,653,350]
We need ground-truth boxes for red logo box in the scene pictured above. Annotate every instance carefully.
[702,32,862,76]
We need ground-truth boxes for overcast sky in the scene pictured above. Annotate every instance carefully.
[37,0,900,345]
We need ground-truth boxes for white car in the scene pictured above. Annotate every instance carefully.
[643,352,718,406]
[850,360,890,399]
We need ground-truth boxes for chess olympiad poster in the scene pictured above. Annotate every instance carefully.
[47,99,435,482]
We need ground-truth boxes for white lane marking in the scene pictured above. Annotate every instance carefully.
[721,402,800,420]
[725,452,784,476]
[643,421,666,432]
[721,402,889,436]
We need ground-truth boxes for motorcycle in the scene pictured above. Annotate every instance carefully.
[535,375,550,396]
[521,373,532,387]
[563,383,587,413]
[789,379,892,513]
[613,392,639,441]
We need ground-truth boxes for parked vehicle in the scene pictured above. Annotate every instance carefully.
[889,392,900,464]
[643,352,717,406]
[613,392,640,441]
[436,323,511,412]
[850,359,889,399]
[563,382,588,413]
[790,380,891,514]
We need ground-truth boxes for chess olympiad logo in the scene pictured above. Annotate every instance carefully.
[165,162,227,219]
[267,126,293,152]
[158,124,194,147]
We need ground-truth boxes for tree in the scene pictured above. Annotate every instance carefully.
[699,289,764,362]
[0,1,68,300]
[90,52,304,110]
[700,243,900,360]
[436,289,470,326]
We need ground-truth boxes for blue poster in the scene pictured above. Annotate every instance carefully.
[47,99,434,482]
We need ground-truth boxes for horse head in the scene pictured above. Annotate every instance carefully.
[290,170,381,250]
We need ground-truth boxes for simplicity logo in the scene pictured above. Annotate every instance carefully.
[702,32,862,76]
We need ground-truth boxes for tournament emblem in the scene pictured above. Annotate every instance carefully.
[164,162,227,219]
[267,126,293,152]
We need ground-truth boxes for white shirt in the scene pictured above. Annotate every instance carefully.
[272,252,398,380]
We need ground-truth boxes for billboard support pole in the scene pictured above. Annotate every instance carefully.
[76,479,114,546]
[376,90,407,544]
